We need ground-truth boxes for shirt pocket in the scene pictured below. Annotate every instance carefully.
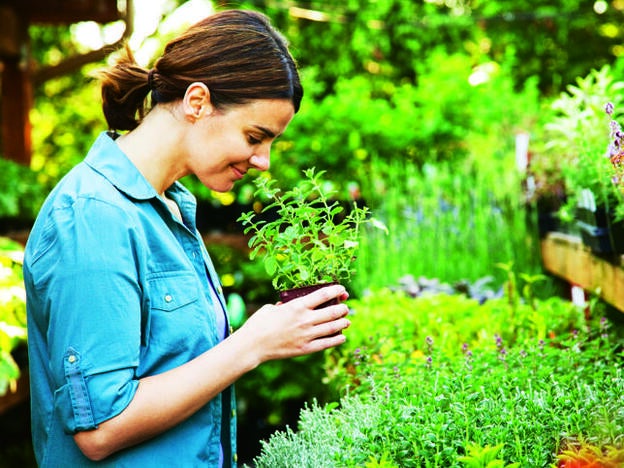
[150,273,199,312]
[145,273,205,356]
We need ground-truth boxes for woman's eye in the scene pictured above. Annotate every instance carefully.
[248,135,262,145]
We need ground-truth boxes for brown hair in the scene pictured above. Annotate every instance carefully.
[98,9,303,131]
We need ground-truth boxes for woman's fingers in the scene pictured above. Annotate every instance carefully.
[240,284,352,362]
[301,284,347,309]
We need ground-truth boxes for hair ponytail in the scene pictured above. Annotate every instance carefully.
[97,44,152,131]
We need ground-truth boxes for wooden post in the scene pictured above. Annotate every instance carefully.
[0,4,31,165]
[0,0,123,166]
[1,58,32,164]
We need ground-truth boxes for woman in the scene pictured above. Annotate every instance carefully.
[23,9,350,467]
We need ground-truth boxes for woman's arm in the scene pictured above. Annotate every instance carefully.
[73,284,350,461]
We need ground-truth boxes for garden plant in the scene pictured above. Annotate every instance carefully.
[250,274,624,467]
[238,168,386,297]
[538,66,624,228]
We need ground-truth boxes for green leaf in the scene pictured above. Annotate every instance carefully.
[264,256,278,276]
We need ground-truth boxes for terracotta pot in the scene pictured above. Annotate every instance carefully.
[279,282,340,309]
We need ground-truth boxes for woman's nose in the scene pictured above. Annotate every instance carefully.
[249,150,270,171]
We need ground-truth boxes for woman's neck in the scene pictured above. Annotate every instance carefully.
[116,107,189,196]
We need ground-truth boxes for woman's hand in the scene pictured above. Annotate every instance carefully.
[235,283,351,363]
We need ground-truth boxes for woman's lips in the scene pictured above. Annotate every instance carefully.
[231,166,246,180]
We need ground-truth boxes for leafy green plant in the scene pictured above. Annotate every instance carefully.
[323,276,586,395]
[251,299,624,467]
[457,443,520,468]
[541,65,624,220]
[238,168,386,292]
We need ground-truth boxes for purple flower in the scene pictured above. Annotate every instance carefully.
[606,103,624,169]
[495,333,503,348]
[606,102,615,116]
[425,336,434,354]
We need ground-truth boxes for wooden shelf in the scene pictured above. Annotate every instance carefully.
[541,232,624,312]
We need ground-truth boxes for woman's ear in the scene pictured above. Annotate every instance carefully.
[182,82,213,122]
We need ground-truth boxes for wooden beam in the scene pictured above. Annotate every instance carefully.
[8,0,121,24]
[541,232,624,312]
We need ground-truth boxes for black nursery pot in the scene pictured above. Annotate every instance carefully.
[279,282,340,309]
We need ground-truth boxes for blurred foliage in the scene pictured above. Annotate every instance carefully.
[0,158,47,223]
[1,0,620,216]
[0,238,27,397]
[264,50,541,196]
[235,0,624,95]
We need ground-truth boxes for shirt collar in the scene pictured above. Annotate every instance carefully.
[84,131,159,201]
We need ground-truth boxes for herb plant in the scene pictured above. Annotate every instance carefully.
[250,282,624,468]
[238,168,386,292]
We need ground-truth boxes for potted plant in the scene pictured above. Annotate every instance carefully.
[567,101,624,255]
[237,168,386,306]
[542,66,624,254]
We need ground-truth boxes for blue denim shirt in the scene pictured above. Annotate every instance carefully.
[23,132,237,467]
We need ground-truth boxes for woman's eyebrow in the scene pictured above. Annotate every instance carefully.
[253,125,278,139]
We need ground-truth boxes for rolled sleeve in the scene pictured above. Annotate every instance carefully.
[30,196,144,432]
[54,349,138,433]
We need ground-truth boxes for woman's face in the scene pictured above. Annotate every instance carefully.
[185,98,295,193]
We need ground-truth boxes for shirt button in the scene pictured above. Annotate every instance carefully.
[68,355,77,364]
[233,454,238,463]
[231,408,236,417]
[217,286,223,295]
[164,294,173,303]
